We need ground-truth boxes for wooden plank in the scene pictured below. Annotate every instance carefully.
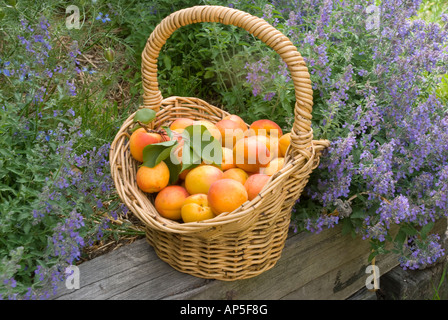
[52,218,447,300]
[52,239,209,300]
[167,223,400,300]
[379,260,448,300]
[347,287,378,300]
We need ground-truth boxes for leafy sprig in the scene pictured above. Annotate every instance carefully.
[142,124,222,183]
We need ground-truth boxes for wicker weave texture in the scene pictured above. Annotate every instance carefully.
[110,6,330,281]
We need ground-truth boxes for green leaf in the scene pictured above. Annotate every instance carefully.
[420,221,434,240]
[162,126,174,140]
[350,207,365,219]
[394,228,407,246]
[155,145,175,165]
[368,250,379,262]
[133,109,156,124]
[342,218,353,236]
[130,125,142,133]
[23,222,32,235]
[201,138,222,166]
[182,124,222,165]
[142,145,168,168]
[17,211,29,221]
[154,140,178,147]
[181,144,201,170]
[401,225,418,237]
[374,135,386,145]
[182,124,207,150]
[0,184,17,195]
[204,70,215,79]
[142,140,178,168]
[356,193,367,202]
[164,157,182,184]
[163,54,172,70]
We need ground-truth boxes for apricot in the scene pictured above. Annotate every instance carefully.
[251,135,280,160]
[260,157,285,176]
[279,132,291,157]
[233,136,271,173]
[171,128,185,143]
[215,119,246,149]
[208,179,248,215]
[181,193,215,223]
[221,147,236,171]
[129,128,164,162]
[170,140,185,166]
[179,167,191,180]
[244,173,270,201]
[154,185,190,221]
[222,168,249,185]
[249,119,283,139]
[184,165,223,195]
[192,120,222,142]
[169,118,194,131]
[223,114,248,132]
[136,161,170,193]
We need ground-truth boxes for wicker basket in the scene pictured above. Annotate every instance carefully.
[109,5,330,281]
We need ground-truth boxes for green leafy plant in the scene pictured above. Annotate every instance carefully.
[141,124,222,183]
[431,265,447,300]
[0,0,141,299]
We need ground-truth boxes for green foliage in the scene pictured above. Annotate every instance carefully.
[134,108,156,124]
[1,0,447,299]
[0,0,140,299]
[142,124,222,183]
[418,0,448,23]
[117,0,297,129]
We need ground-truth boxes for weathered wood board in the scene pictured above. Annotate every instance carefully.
[52,218,447,300]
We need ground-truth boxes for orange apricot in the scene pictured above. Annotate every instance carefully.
[207,179,248,215]
[154,185,190,221]
[244,173,270,201]
[129,128,164,162]
[184,165,223,195]
[136,161,170,193]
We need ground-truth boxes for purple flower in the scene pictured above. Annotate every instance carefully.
[51,209,85,264]
[277,60,291,82]
[316,0,333,38]
[35,266,45,282]
[245,57,270,97]
[67,108,75,117]
[304,214,339,234]
[398,234,445,270]
[441,14,448,23]
[309,133,357,207]
[263,92,276,101]
[96,12,111,23]
[66,81,76,96]
[262,4,274,20]
[358,69,368,77]
[304,31,316,46]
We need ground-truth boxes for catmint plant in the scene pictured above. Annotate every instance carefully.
[225,0,448,269]
[0,11,130,299]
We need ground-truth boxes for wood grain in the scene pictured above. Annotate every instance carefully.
[51,218,447,300]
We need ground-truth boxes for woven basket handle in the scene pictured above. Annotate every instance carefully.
[142,5,314,154]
